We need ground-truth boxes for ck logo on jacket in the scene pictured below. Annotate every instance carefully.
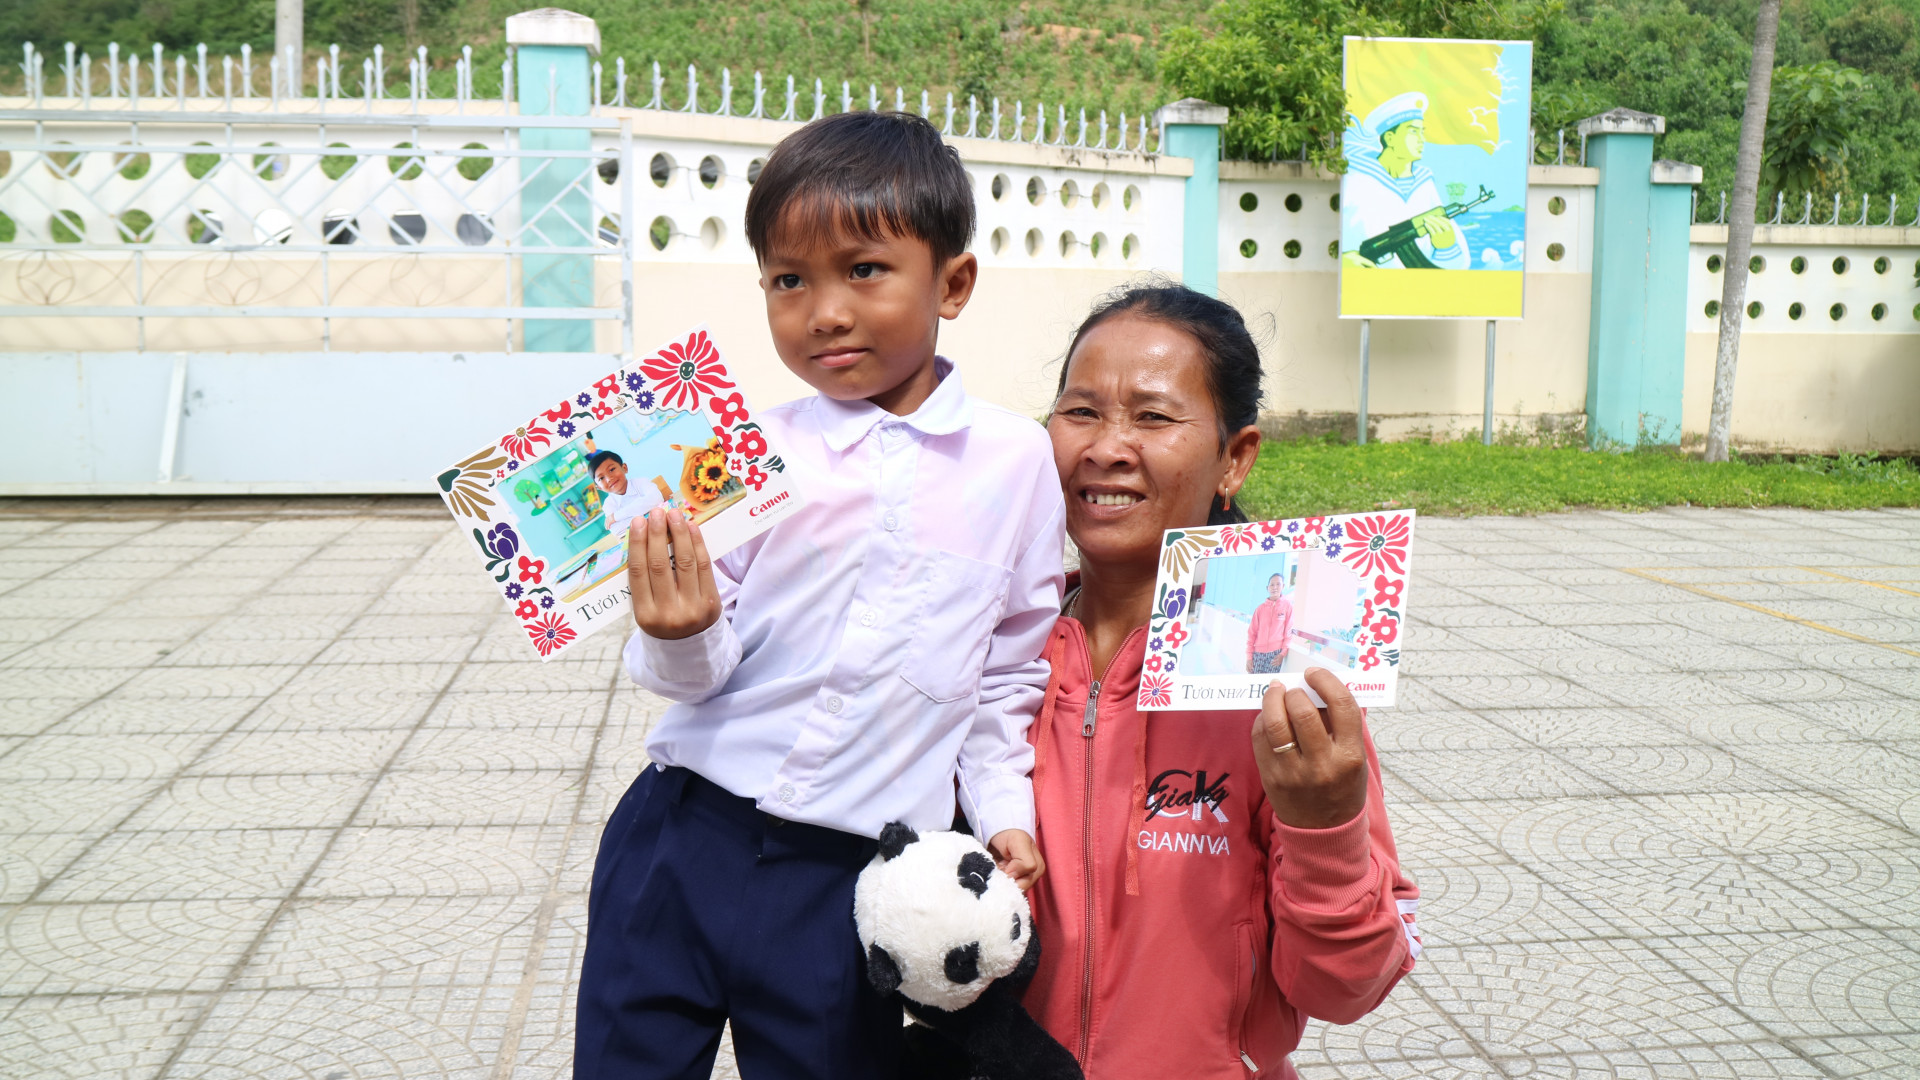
[1144,768,1231,823]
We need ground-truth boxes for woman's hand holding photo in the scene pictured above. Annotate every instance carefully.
[1251,668,1369,831]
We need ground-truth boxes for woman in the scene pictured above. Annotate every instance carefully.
[1024,284,1419,1079]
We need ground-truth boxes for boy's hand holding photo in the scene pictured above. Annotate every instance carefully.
[628,507,720,641]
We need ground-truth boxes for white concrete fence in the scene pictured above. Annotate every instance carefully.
[3,24,1917,495]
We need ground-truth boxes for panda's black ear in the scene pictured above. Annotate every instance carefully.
[867,944,902,994]
[877,822,919,861]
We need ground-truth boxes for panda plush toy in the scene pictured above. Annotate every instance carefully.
[854,823,1083,1080]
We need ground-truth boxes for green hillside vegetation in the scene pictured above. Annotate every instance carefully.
[4,0,1917,209]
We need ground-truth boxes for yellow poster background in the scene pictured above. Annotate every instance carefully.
[1346,38,1505,153]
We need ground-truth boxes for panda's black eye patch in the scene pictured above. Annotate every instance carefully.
[957,852,994,897]
[1010,912,1022,940]
[945,942,981,983]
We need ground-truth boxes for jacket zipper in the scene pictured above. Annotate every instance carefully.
[1078,677,1100,1061]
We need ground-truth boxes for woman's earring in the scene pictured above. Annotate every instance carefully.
[1221,493,1233,513]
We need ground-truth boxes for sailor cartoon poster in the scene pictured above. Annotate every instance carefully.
[1339,37,1533,319]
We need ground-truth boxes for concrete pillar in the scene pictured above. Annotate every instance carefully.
[1580,108,1698,448]
[275,0,302,95]
[1153,98,1228,296]
[508,8,600,353]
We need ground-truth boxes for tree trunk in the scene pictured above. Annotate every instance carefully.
[1704,0,1782,463]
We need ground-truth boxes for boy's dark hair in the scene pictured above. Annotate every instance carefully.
[587,450,624,476]
[1058,281,1264,527]
[745,111,974,267]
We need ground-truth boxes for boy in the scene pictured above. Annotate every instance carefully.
[576,110,1066,1079]
[587,449,666,534]
[1246,572,1294,674]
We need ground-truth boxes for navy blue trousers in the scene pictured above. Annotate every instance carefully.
[576,765,902,1080]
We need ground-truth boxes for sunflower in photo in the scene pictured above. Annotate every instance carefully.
[678,438,732,505]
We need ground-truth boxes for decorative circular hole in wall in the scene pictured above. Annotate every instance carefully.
[1831,256,1849,275]
[1239,192,1258,212]
[1059,230,1077,257]
[701,217,724,250]
[698,156,723,189]
[185,142,219,179]
[597,215,621,246]
[1706,254,1722,272]
[1239,239,1258,258]
[49,210,85,243]
[254,143,291,180]
[321,142,355,180]
[1913,303,1920,322]
[1872,303,1888,321]
[1788,302,1804,320]
[386,211,424,246]
[747,158,765,184]
[597,156,619,185]
[991,174,1009,202]
[320,211,358,244]
[1090,232,1107,258]
[649,153,674,188]
[0,211,16,243]
[322,211,360,244]
[1285,193,1303,213]
[1025,227,1043,257]
[1327,240,1337,258]
[1329,193,1340,211]
[1829,302,1847,321]
[649,216,673,251]
[114,144,150,180]
[1746,300,1762,319]
[1092,182,1109,209]
[1704,300,1721,318]
[1547,196,1566,215]
[255,209,294,245]
[1124,184,1140,211]
[459,143,495,181]
[990,227,1009,256]
[1748,255,1765,274]
[385,142,420,181]
[1026,177,1045,206]
[1873,256,1890,275]
[187,210,222,244]
[456,213,493,245]
[1059,180,1080,208]
[115,209,153,243]
[1546,242,1565,261]
[1790,256,1807,274]
[1122,233,1139,261]
[1283,239,1302,259]
[46,142,82,179]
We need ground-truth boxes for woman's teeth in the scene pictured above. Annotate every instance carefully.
[1083,492,1142,506]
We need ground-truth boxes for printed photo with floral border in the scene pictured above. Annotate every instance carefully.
[434,324,806,662]
[1139,510,1415,710]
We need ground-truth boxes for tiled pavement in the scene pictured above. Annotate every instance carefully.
[0,498,1916,1080]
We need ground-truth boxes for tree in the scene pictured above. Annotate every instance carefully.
[1704,0,1780,464]
[1759,60,1869,202]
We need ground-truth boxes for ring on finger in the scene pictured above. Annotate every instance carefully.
[1270,741,1297,755]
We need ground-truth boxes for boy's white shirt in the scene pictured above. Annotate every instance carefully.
[601,484,664,534]
[626,359,1066,841]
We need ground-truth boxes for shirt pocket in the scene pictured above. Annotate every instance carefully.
[900,550,1013,704]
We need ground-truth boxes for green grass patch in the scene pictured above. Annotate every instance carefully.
[1237,440,1920,519]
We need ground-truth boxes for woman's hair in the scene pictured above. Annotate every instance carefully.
[1057,281,1264,525]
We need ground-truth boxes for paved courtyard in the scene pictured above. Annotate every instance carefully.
[0,498,1916,1080]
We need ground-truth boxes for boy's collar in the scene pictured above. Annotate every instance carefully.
[816,357,973,452]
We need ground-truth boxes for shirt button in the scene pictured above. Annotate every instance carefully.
[861,610,877,627]
[777,783,796,804]
[826,695,844,713]
[883,514,898,531]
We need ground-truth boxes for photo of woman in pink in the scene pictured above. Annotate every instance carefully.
[1246,572,1295,674]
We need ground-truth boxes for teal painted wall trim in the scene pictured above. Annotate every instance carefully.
[517,44,594,353]
[1585,131,1652,448]
[1164,123,1222,296]
[1643,180,1693,444]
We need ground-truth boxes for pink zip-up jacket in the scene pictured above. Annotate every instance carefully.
[1024,606,1420,1079]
